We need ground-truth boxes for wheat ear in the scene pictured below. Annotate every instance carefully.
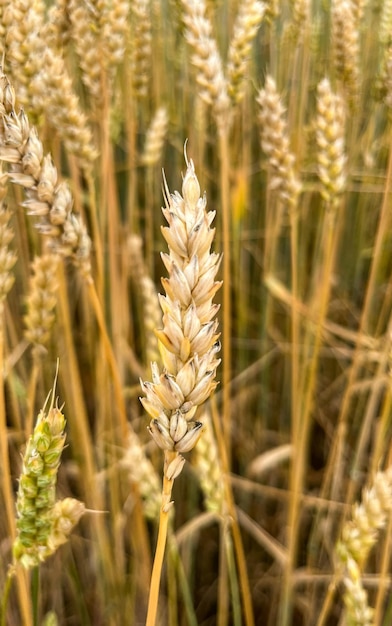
[256,76,301,207]
[13,382,85,570]
[140,149,221,626]
[315,78,346,205]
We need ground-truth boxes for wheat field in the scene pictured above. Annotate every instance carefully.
[0,0,392,625]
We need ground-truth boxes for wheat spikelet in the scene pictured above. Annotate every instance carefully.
[336,467,392,625]
[181,0,230,128]
[140,151,221,473]
[47,498,86,553]
[24,254,60,352]
[331,0,360,109]
[141,107,169,166]
[315,78,346,204]
[13,388,85,569]
[256,76,301,207]
[130,0,152,99]
[0,71,92,277]
[226,0,265,106]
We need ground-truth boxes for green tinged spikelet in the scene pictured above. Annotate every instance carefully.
[13,388,84,569]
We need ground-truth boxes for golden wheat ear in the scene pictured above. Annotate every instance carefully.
[141,147,221,626]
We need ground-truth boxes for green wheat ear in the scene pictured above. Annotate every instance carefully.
[13,369,85,570]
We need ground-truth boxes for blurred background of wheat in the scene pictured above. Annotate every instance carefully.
[1,0,392,624]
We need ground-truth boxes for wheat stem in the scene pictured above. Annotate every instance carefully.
[218,130,232,466]
[146,449,178,626]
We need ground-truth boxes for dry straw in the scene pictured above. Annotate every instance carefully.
[140,150,221,625]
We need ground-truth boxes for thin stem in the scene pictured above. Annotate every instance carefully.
[31,567,39,626]
[0,567,15,626]
[167,536,198,626]
[280,205,339,626]
[210,395,255,626]
[218,129,232,469]
[217,524,229,626]
[85,277,143,440]
[146,450,178,626]
[0,310,31,624]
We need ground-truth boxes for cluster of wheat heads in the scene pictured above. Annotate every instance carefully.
[2,0,392,625]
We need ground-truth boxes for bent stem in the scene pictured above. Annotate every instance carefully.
[146,449,178,626]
